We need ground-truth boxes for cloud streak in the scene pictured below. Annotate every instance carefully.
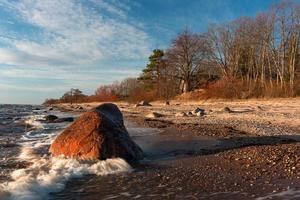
[0,0,151,67]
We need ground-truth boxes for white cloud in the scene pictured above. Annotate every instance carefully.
[0,66,141,94]
[0,0,151,67]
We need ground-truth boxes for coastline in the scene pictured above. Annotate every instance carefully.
[51,98,300,199]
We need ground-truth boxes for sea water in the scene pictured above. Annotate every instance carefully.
[0,104,131,200]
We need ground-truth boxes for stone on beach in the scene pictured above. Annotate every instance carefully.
[145,112,164,118]
[53,117,74,123]
[44,115,58,122]
[192,107,205,116]
[135,101,152,107]
[223,107,232,113]
[196,111,205,116]
[49,103,143,161]
[186,111,194,116]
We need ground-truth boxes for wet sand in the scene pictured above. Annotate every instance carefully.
[50,99,300,199]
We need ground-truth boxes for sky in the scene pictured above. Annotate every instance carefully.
[0,0,289,104]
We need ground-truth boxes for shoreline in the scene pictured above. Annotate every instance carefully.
[51,99,300,199]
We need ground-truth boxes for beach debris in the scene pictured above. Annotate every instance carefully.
[175,112,187,117]
[145,112,164,118]
[50,103,143,161]
[135,100,152,107]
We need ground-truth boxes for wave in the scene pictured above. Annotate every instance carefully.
[0,146,131,200]
[24,115,45,129]
[0,112,132,200]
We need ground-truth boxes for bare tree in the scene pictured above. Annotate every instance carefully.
[166,29,211,93]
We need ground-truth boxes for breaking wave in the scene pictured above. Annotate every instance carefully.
[0,113,132,200]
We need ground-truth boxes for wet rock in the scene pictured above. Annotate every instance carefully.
[145,112,164,118]
[53,117,74,123]
[175,112,187,117]
[44,115,58,122]
[48,107,54,111]
[50,103,143,161]
[135,101,152,107]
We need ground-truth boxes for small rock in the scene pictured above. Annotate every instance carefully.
[186,111,194,116]
[135,100,152,107]
[196,111,205,116]
[145,112,164,118]
[53,117,74,123]
[223,107,232,113]
[165,101,170,105]
[192,107,205,116]
[48,107,54,111]
[44,115,58,122]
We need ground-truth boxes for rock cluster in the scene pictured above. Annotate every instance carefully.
[175,107,205,117]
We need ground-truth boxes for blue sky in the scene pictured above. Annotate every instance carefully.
[0,0,287,104]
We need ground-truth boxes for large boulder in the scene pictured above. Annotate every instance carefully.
[49,103,143,161]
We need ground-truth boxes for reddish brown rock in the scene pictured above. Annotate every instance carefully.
[49,103,143,161]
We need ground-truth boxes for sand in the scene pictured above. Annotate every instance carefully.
[51,98,300,199]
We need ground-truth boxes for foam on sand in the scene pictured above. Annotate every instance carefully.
[0,146,132,200]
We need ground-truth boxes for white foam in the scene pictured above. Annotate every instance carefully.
[0,146,132,200]
[24,115,45,129]
[256,188,300,200]
[1,112,132,200]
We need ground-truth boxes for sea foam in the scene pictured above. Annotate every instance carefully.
[0,146,131,200]
[0,113,132,200]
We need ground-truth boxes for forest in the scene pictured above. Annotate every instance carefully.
[44,1,300,104]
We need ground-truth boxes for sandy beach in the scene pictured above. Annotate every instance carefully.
[50,98,300,199]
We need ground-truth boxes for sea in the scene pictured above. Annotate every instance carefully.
[0,104,132,200]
